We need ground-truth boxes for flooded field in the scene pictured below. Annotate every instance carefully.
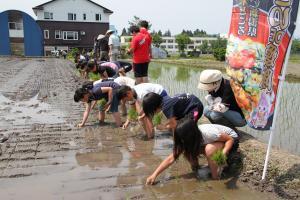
[149,62,300,156]
[0,57,285,199]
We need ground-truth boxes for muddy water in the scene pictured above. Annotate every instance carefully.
[149,62,300,155]
[0,93,65,129]
[0,124,273,200]
[0,58,276,199]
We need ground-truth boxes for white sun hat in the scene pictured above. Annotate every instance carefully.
[198,69,223,91]
[97,34,105,40]
[106,29,114,35]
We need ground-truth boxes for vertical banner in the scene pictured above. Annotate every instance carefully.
[226,0,300,130]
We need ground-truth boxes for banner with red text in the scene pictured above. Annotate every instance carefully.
[226,0,299,130]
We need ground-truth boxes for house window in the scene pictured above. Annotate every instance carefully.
[168,45,173,49]
[63,31,78,40]
[83,13,86,20]
[55,30,62,39]
[44,30,49,39]
[8,22,23,30]
[44,12,53,19]
[95,14,101,21]
[68,13,76,21]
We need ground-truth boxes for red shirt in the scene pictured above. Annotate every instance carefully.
[130,32,151,63]
[140,27,152,44]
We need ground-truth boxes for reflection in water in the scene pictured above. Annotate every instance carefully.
[175,67,191,81]
[148,65,162,80]
[148,63,300,155]
[152,132,173,160]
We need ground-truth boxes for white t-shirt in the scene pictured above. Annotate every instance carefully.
[133,83,164,101]
[198,124,238,144]
[114,76,135,88]
[109,35,120,53]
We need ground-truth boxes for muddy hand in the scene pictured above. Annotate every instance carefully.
[146,175,156,185]
[122,121,129,129]
[77,123,84,128]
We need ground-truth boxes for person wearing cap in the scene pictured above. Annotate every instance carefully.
[198,69,246,129]
[107,30,121,62]
[95,34,109,61]
[128,25,151,84]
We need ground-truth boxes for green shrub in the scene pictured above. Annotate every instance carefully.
[67,48,79,60]
[211,150,227,166]
[213,48,226,61]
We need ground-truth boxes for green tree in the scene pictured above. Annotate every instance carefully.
[128,16,152,31]
[157,30,163,36]
[128,16,141,27]
[213,48,227,61]
[152,33,163,47]
[163,30,171,36]
[193,29,207,37]
[210,38,227,61]
[199,40,211,54]
[291,39,300,54]
[210,38,227,49]
[175,34,192,56]
[121,28,128,36]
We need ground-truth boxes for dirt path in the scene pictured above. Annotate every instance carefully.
[0,57,297,199]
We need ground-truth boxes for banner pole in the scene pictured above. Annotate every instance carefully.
[261,36,294,180]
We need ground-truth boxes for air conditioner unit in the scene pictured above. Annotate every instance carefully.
[80,31,85,35]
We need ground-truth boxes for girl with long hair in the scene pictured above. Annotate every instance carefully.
[146,117,239,184]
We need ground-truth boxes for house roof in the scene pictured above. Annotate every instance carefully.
[32,0,113,14]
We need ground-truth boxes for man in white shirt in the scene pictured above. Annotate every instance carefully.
[107,30,120,62]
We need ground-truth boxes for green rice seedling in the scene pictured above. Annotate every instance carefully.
[97,98,107,111]
[152,112,162,126]
[128,108,138,121]
[89,72,100,81]
[211,150,227,166]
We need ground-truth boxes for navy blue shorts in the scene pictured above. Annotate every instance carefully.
[133,62,149,78]
[109,93,119,113]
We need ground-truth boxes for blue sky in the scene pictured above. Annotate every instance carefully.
[0,0,300,38]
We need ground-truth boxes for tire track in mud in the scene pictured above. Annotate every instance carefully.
[0,57,85,180]
[0,59,44,100]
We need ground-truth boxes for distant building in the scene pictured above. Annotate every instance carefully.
[121,35,218,55]
[0,10,44,56]
[160,36,218,54]
[32,0,113,55]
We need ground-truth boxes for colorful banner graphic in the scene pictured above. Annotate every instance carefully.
[226,0,299,130]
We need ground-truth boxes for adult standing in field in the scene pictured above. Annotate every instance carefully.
[128,25,151,84]
[139,20,152,59]
[98,34,109,61]
[107,30,121,62]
